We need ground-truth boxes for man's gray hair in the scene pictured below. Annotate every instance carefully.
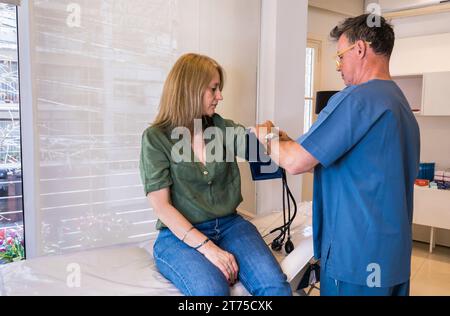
[330,14,395,58]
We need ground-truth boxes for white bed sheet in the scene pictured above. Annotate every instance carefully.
[0,203,313,296]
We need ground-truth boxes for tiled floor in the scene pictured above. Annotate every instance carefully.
[410,242,450,296]
[252,210,450,296]
[305,241,450,296]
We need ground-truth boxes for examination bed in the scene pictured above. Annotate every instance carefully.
[0,203,313,296]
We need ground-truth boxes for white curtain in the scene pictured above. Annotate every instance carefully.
[24,0,261,256]
[30,0,178,254]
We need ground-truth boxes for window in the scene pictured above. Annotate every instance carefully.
[304,39,321,134]
[0,2,24,264]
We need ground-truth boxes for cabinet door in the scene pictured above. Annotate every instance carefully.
[423,72,450,116]
[414,187,450,230]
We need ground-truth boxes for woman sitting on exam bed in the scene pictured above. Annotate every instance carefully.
[139,53,292,296]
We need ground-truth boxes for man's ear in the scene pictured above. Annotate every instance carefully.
[356,40,367,59]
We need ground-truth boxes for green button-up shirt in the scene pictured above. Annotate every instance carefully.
[139,114,247,230]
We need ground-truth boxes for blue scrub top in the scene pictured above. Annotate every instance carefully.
[298,79,420,287]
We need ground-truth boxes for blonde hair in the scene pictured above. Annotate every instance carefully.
[152,53,225,132]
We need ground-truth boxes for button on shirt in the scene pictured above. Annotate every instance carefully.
[298,80,420,287]
[139,114,247,230]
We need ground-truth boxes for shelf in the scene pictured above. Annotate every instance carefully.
[415,185,450,192]
[392,75,423,114]
[393,72,450,116]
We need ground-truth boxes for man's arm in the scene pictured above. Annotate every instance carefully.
[271,139,319,175]
[253,121,319,175]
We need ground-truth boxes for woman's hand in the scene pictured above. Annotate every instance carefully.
[198,241,239,286]
[148,176,241,286]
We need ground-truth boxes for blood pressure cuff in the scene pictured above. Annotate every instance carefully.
[245,132,283,181]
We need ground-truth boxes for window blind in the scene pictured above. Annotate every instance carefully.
[30,0,178,254]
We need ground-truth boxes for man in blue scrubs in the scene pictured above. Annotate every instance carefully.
[255,14,420,296]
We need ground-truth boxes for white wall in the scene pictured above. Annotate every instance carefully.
[390,29,450,174]
[390,17,450,248]
[416,116,450,171]
[309,0,364,17]
[391,33,450,76]
[307,7,347,94]
[179,0,261,216]
[256,0,308,214]
[392,11,450,38]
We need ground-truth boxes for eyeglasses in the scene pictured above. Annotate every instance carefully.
[334,41,372,71]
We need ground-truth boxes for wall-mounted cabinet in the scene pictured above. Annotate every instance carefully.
[393,71,450,116]
[393,75,423,114]
[422,72,450,116]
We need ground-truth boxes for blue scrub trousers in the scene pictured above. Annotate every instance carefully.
[320,264,410,296]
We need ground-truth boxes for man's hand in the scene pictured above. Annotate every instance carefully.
[251,120,275,144]
[279,130,292,142]
[252,121,292,143]
[251,121,319,175]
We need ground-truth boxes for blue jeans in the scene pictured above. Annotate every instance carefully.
[153,214,292,296]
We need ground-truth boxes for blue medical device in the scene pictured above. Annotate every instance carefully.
[245,131,296,254]
[245,132,283,181]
